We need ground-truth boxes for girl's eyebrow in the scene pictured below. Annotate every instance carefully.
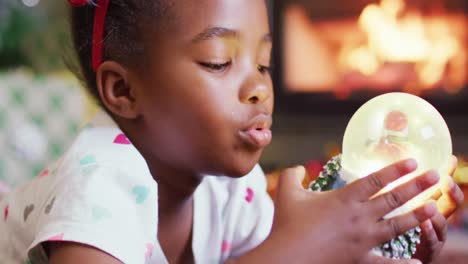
[192,27,239,43]
[191,27,271,44]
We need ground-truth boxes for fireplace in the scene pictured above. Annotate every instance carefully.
[273,0,468,114]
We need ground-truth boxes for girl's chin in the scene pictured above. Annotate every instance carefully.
[201,162,257,178]
[204,150,263,178]
[222,161,260,178]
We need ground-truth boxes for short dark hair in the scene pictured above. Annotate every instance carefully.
[70,0,171,104]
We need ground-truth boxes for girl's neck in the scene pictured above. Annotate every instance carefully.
[153,164,201,214]
[148,161,198,264]
[110,119,198,263]
[119,118,202,211]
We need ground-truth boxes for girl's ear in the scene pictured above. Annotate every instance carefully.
[96,61,140,119]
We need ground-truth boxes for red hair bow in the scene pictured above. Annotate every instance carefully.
[68,0,109,72]
[68,0,89,7]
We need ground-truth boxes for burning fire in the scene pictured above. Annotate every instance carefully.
[339,0,466,92]
[455,157,468,185]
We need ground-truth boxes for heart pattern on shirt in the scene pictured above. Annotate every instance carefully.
[47,233,64,241]
[221,240,231,253]
[80,155,97,166]
[113,133,131,145]
[38,169,49,177]
[80,155,98,175]
[132,185,150,204]
[245,187,254,203]
[3,205,8,221]
[23,204,35,222]
[92,206,112,221]
[145,243,154,260]
[45,196,56,214]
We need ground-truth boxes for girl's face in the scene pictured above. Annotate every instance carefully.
[135,0,273,177]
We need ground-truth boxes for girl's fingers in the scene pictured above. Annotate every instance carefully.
[345,159,418,200]
[414,215,446,263]
[276,166,306,198]
[428,213,447,242]
[437,178,464,218]
[420,220,438,245]
[370,171,439,217]
[428,155,458,202]
[362,254,422,264]
[449,155,458,177]
[375,201,437,243]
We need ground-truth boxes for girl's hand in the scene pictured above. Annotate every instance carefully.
[268,159,440,264]
[361,253,423,264]
[413,156,465,263]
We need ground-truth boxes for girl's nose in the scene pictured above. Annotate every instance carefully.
[239,71,272,105]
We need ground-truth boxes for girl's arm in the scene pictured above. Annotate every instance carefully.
[46,242,122,264]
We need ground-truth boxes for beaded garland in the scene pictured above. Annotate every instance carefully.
[309,155,421,259]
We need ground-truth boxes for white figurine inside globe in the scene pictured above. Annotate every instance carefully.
[341,92,452,218]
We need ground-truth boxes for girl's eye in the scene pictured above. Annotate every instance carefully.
[199,61,231,73]
[257,64,271,74]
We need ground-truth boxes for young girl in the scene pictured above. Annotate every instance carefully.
[0,0,463,263]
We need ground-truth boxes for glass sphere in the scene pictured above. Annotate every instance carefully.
[341,92,452,217]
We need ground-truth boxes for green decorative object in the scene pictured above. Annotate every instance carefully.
[0,0,40,69]
[309,155,421,259]
[0,0,70,71]
[310,155,342,191]
[0,70,89,187]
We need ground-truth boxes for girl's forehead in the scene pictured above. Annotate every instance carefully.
[166,0,269,38]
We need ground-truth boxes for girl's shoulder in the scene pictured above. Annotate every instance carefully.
[68,111,147,168]
[0,111,158,264]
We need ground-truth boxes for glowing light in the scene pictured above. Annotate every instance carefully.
[454,158,468,184]
[22,0,40,7]
[341,0,462,89]
[341,93,452,218]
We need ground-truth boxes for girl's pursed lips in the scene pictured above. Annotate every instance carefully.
[239,114,273,148]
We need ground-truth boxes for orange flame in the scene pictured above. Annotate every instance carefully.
[339,0,465,90]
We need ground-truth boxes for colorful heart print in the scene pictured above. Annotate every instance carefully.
[245,187,254,203]
[145,243,154,260]
[3,205,8,221]
[23,204,35,222]
[38,169,49,177]
[92,206,112,221]
[80,155,98,175]
[132,185,150,204]
[221,240,231,253]
[80,155,97,166]
[113,133,131,145]
[47,233,64,241]
[45,196,56,214]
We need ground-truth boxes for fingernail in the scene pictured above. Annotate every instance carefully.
[422,220,433,231]
[409,260,422,264]
[426,170,440,184]
[424,170,440,185]
[425,201,438,216]
[406,159,417,170]
[295,165,305,174]
[449,178,455,189]
[427,221,434,231]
